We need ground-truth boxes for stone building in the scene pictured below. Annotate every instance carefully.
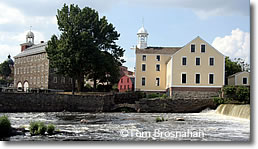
[14,30,72,92]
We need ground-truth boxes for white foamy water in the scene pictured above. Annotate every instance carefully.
[0,111,250,141]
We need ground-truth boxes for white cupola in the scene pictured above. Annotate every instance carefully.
[26,30,34,44]
[137,26,148,49]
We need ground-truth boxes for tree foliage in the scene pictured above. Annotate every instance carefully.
[225,56,242,85]
[0,61,12,79]
[46,4,124,92]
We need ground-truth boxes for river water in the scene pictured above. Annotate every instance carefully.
[0,111,250,141]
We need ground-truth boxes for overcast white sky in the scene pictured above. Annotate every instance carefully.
[0,0,250,71]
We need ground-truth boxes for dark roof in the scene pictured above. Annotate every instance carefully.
[136,46,182,54]
[14,42,47,58]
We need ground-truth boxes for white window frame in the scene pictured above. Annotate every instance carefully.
[195,73,201,84]
[208,73,215,85]
[181,72,187,84]
[242,77,248,85]
[156,64,160,71]
[142,55,146,61]
[195,57,201,66]
[190,43,196,53]
[209,56,215,66]
[200,43,206,53]
[141,77,146,86]
[182,56,187,66]
[142,63,146,72]
[61,77,65,84]
[156,55,161,61]
[155,77,160,86]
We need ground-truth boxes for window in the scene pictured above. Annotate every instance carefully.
[156,78,160,86]
[201,44,206,53]
[121,79,123,83]
[156,64,160,71]
[196,74,200,84]
[243,77,247,85]
[142,64,146,71]
[210,57,214,66]
[156,55,160,61]
[120,85,122,90]
[191,44,195,52]
[196,57,200,66]
[124,85,126,89]
[61,77,65,84]
[182,57,187,65]
[209,74,214,84]
[142,77,145,86]
[127,78,129,83]
[142,55,146,61]
[182,73,187,84]
[53,77,57,83]
[128,85,130,90]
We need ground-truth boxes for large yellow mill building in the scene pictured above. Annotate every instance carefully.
[133,26,225,96]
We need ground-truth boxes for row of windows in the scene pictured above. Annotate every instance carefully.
[191,44,206,53]
[53,77,71,84]
[142,55,160,61]
[142,64,160,72]
[121,78,130,83]
[181,73,214,84]
[141,77,160,86]
[15,64,48,75]
[182,57,214,66]
[120,85,131,90]
[141,73,215,86]
[15,75,48,85]
[15,53,47,64]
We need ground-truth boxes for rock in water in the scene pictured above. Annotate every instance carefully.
[175,118,185,121]
[80,119,88,123]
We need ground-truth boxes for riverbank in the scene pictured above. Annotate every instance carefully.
[0,92,216,113]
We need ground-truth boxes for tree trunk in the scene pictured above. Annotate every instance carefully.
[93,77,97,91]
[72,78,75,95]
[76,74,84,92]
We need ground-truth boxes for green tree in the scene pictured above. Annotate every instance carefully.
[0,61,11,80]
[46,4,124,93]
[225,56,242,85]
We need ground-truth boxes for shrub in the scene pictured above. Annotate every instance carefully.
[148,93,160,98]
[161,94,168,99]
[0,115,11,137]
[47,124,55,135]
[223,86,250,104]
[223,86,236,100]
[236,86,250,104]
[38,122,47,135]
[156,116,165,122]
[29,121,47,135]
[213,97,225,105]
[135,91,146,99]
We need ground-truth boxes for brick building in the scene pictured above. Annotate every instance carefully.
[14,30,72,92]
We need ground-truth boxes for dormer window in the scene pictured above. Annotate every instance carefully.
[191,44,195,52]
[201,44,206,53]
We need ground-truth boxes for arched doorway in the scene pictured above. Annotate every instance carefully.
[24,81,29,92]
[17,82,23,92]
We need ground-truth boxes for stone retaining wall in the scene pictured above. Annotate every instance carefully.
[0,92,216,113]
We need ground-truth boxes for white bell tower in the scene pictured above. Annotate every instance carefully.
[137,25,148,49]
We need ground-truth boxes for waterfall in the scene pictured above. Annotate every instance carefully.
[216,104,250,120]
